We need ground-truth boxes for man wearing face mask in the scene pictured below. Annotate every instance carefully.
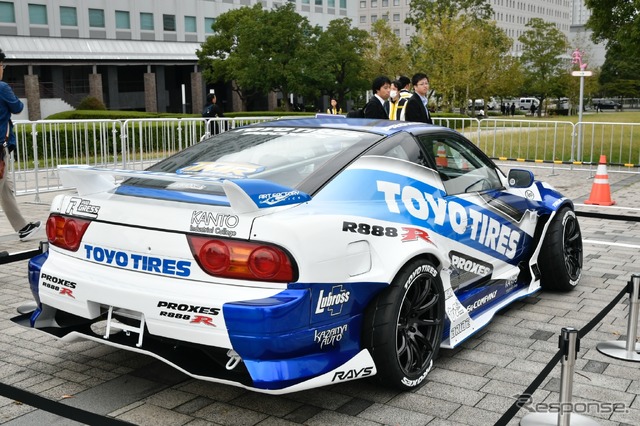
[388,81,401,120]
[389,77,411,120]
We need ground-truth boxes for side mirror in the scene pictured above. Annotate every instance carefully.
[508,169,534,188]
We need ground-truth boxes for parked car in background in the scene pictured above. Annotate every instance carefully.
[15,118,582,394]
[518,97,540,110]
[468,99,485,111]
[547,98,570,116]
[593,99,622,111]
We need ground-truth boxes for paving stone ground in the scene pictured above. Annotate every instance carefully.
[1,163,640,426]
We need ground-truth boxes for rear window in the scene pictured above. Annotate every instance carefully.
[135,126,381,190]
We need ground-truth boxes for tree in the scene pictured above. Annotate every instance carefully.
[196,5,266,110]
[518,18,569,116]
[491,56,524,104]
[197,4,320,111]
[584,1,640,99]
[315,18,372,108]
[259,4,321,110]
[599,43,640,98]
[584,0,640,51]
[407,0,493,28]
[462,20,514,112]
[408,10,512,113]
[362,19,411,81]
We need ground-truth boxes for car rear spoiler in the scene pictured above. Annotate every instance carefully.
[57,165,311,214]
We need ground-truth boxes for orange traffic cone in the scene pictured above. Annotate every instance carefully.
[436,144,447,167]
[585,155,615,206]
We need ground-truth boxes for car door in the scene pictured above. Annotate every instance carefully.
[414,132,535,295]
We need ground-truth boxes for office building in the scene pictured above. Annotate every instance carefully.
[0,0,353,119]
[357,0,603,64]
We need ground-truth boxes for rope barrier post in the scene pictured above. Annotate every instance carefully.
[521,327,599,426]
[596,274,640,361]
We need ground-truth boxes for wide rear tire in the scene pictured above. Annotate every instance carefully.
[539,207,583,291]
[362,259,444,390]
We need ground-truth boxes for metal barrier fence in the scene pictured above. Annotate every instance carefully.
[9,116,640,200]
[10,116,274,200]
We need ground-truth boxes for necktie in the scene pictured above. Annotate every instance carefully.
[384,101,390,115]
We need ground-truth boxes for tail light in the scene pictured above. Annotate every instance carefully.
[187,235,296,282]
[46,214,91,251]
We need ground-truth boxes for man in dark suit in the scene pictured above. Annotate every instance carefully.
[404,73,433,124]
[364,76,391,119]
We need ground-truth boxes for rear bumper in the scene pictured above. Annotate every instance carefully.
[22,250,380,391]
[12,308,375,394]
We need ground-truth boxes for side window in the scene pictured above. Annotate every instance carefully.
[367,132,430,168]
[417,134,503,195]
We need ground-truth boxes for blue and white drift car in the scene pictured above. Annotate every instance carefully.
[16,118,582,394]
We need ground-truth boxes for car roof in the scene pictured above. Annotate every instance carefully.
[254,117,449,137]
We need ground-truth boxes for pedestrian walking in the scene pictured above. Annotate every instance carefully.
[510,102,516,116]
[0,48,41,241]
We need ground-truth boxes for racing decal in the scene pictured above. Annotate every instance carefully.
[65,197,100,218]
[449,251,493,290]
[331,367,374,382]
[342,221,398,237]
[40,273,76,298]
[443,286,474,345]
[450,251,492,276]
[177,162,265,179]
[552,197,566,208]
[342,221,434,245]
[314,285,350,316]
[190,211,239,237]
[466,290,498,313]
[315,168,533,263]
[449,318,471,339]
[401,228,435,245]
[258,190,306,206]
[444,288,468,322]
[229,179,311,208]
[504,274,519,293]
[157,301,220,326]
[377,179,523,261]
[83,244,191,277]
[314,324,348,349]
